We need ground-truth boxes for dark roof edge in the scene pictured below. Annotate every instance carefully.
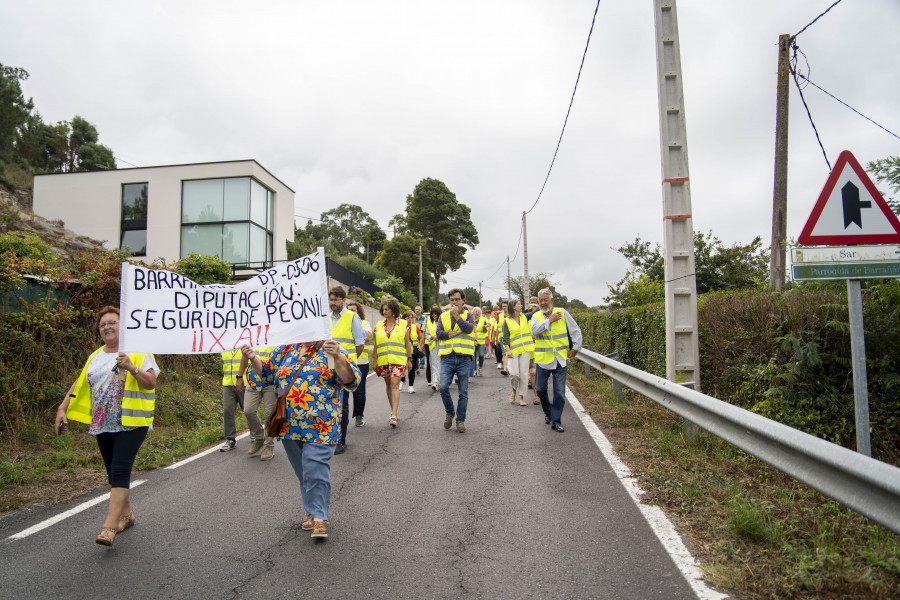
[33,159,296,194]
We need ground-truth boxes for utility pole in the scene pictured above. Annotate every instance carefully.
[479,281,483,307]
[770,33,791,291]
[506,256,510,301]
[522,211,530,303]
[418,244,423,307]
[653,0,701,389]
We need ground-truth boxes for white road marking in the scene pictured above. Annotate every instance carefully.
[165,431,250,470]
[6,480,146,541]
[566,387,729,600]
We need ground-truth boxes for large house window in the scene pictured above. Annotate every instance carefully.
[180,177,274,266]
[121,182,148,256]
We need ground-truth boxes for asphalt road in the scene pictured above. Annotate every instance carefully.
[0,356,699,599]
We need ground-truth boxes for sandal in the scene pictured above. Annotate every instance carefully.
[96,527,117,546]
[118,512,135,532]
[301,514,314,531]
[509,390,516,404]
[518,397,527,406]
[389,415,398,428]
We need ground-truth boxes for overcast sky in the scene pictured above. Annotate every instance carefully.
[4,1,899,305]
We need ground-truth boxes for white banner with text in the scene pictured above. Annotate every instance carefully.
[119,249,330,354]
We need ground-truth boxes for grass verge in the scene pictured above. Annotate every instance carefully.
[0,361,247,513]
[568,368,900,600]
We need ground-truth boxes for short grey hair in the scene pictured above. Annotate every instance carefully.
[538,288,553,299]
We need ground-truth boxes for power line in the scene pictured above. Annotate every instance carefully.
[792,0,843,40]
[525,0,601,215]
[797,74,900,142]
[790,43,831,170]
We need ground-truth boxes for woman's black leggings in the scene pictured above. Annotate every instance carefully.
[96,426,148,488]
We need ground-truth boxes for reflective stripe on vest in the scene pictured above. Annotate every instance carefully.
[375,318,408,366]
[425,318,438,350]
[67,348,156,427]
[505,314,535,356]
[331,309,358,363]
[474,316,488,344]
[358,320,370,361]
[221,349,242,386]
[533,309,569,365]
[439,310,475,356]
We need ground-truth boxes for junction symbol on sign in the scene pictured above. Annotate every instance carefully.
[798,150,900,246]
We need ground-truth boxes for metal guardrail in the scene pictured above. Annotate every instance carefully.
[575,348,900,535]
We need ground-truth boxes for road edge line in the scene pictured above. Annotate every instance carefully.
[566,386,728,600]
[6,479,147,542]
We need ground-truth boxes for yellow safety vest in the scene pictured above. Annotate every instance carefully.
[425,317,438,350]
[245,346,275,387]
[408,321,420,344]
[331,309,359,363]
[221,349,242,386]
[67,347,156,427]
[504,314,535,356]
[375,318,409,367]
[439,310,475,357]
[532,309,569,365]
[358,320,370,362]
[474,316,489,345]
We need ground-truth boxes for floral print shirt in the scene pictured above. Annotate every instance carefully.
[260,344,360,445]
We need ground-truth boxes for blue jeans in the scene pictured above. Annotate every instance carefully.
[282,439,336,521]
[439,353,471,422]
[535,364,568,426]
[470,345,485,376]
[352,362,369,417]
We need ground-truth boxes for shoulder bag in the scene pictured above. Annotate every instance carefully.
[265,342,323,438]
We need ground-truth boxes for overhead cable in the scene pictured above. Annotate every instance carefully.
[525,0,601,215]
[791,0,844,41]
[798,74,900,142]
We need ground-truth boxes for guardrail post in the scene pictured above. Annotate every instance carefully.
[603,352,623,398]
[680,382,698,440]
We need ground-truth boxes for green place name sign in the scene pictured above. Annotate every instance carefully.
[791,261,900,281]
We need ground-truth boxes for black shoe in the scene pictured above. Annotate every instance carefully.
[219,439,237,451]
[551,423,565,433]
[334,442,347,455]
[544,415,551,424]
[500,370,508,376]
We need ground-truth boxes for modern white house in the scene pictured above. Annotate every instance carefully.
[32,160,295,273]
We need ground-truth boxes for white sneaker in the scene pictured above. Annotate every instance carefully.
[496,363,502,369]
[408,386,415,394]
[398,380,404,391]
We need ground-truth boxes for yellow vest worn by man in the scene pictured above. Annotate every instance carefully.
[439,310,475,357]
[532,308,569,366]
[331,309,359,363]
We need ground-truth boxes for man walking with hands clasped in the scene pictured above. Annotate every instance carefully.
[531,288,582,432]
[436,288,475,432]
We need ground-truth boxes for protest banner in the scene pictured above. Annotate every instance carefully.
[118,248,331,354]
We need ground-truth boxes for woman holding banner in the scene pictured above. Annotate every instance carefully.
[241,339,359,540]
[371,297,412,428]
[54,306,160,547]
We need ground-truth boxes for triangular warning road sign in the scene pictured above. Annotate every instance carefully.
[798,150,900,246]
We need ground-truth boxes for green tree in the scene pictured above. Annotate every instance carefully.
[606,232,769,308]
[64,116,115,172]
[398,178,479,303]
[287,222,318,260]
[374,274,405,298]
[605,272,665,309]
[867,155,900,215]
[0,64,33,164]
[307,203,382,259]
[174,253,233,284]
[505,272,556,302]
[568,298,588,309]
[361,225,387,263]
[374,234,435,301]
